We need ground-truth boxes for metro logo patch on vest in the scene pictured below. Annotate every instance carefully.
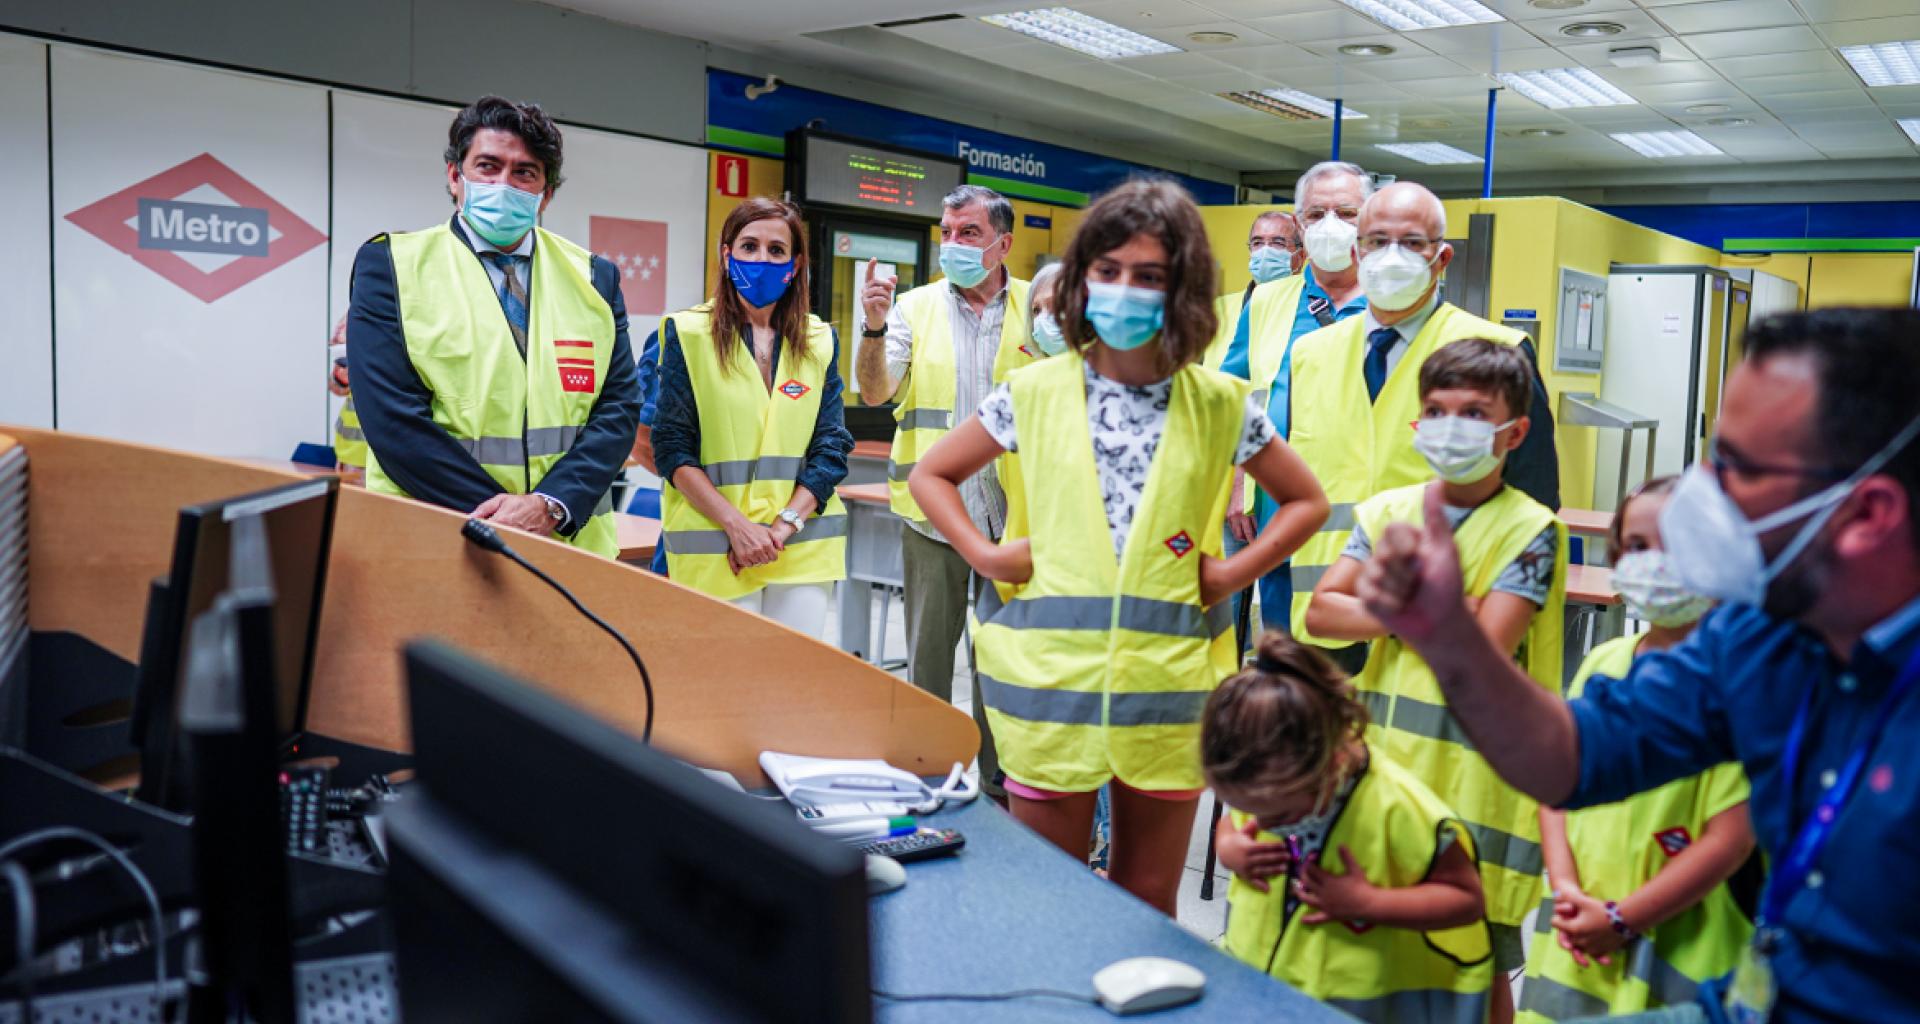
[1018,343,1036,359]
[779,379,811,400]
[1164,530,1195,558]
[1654,826,1692,857]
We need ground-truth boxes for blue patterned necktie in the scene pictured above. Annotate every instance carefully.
[482,252,531,356]
[1364,326,1398,403]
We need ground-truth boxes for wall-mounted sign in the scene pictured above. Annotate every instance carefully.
[795,133,964,220]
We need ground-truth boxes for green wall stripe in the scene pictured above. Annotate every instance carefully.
[966,172,1087,207]
[706,125,785,156]
[1723,237,1920,253]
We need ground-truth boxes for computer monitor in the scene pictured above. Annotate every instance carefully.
[131,477,336,809]
[177,513,298,1024]
[386,641,872,1024]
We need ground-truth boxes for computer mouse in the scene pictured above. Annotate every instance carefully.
[865,854,906,895]
[1092,956,1205,1016]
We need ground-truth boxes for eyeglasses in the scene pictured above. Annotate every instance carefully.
[1358,235,1441,258]
[1298,206,1360,224]
[1707,437,1850,484]
[1248,236,1301,251]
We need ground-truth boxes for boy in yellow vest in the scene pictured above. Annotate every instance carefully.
[1306,338,1568,1024]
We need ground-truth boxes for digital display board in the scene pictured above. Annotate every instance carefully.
[797,135,964,221]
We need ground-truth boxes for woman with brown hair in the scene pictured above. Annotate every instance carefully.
[908,178,1328,915]
[651,197,852,633]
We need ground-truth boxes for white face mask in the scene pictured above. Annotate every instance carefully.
[1359,243,1436,312]
[1660,412,1920,609]
[1611,550,1715,627]
[1302,215,1358,273]
[1414,415,1514,485]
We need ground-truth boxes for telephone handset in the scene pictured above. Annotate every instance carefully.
[759,751,978,814]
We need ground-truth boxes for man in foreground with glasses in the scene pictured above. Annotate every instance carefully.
[1354,307,1920,1024]
[1282,181,1558,676]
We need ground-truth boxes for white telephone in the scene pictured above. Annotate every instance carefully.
[759,751,978,815]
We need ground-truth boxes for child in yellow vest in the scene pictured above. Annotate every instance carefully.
[1206,631,1493,1023]
[1518,477,1754,1021]
[1307,337,1568,1024]
[909,179,1330,917]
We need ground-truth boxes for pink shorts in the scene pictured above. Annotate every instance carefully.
[1003,777,1205,802]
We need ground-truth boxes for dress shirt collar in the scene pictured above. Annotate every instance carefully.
[1362,291,1440,345]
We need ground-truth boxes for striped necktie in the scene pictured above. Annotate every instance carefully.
[482,252,530,356]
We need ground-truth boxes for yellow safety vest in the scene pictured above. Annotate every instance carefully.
[886,277,1033,522]
[332,395,367,468]
[657,304,849,600]
[973,352,1244,793]
[366,223,618,558]
[1224,745,1493,1023]
[1203,276,1307,514]
[1518,636,1753,1022]
[1349,482,1567,927]
[1287,303,1531,646]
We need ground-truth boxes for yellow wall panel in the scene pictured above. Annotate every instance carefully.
[1721,253,1809,303]
[1807,253,1913,308]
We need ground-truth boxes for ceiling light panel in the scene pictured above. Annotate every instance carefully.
[1221,88,1368,121]
[980,8,1182,59]
[1495,67,1635,108]
[1901,119,1920,145]
[1609,129,1723,158]
[1334,0,1503,32]
[1376,141,1484,164]
[1839,41,1920,88]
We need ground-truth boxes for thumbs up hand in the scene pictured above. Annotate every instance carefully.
[861,257,898,332]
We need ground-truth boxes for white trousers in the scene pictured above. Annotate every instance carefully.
[730,582,833,638]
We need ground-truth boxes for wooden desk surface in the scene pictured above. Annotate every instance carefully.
[1566,563,1618,606]
[838,482,891,506]
[1560,507,1613,536]
[615,512,660,562]
[851,439,891,460]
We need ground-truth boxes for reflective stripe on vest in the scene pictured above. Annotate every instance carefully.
[973,352,1243,792]
[367,223,617,558]
[1224,749,1493,1012]
[657,305,848,599]
[1349,482,1566,926]
[886,278,1032,521]
[1287,304,1530,646]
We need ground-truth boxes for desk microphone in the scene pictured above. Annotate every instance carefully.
[460,518,655,741]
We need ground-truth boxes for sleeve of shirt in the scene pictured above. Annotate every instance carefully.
[976,383,1017,452]
[1234,394,1279,465]
[637,328,661,428]
[1700,760,1752,821]
[883,303,913,384]
[346,235,504,513]
[1340,521,1372,563]
[796,330,855,508]
[1564,614,1738,809]
[1489,523,1558,607]
[531,254,642,536]
[650,320,701,490]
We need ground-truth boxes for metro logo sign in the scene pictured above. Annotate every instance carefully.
[66,153,325,303]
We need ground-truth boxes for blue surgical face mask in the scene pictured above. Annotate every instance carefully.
[1248,245,1295,284]
[726,254,795,309]
[461,176,543,248]
[1030,311,1067,356]
[1084,281,1165,352]
[939,242,993,289]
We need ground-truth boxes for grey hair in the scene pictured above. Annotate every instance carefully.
[1249,209,1298,239]
[1292,161,1373,209]
[1028,261,1063,314]
[943,184,1014,235]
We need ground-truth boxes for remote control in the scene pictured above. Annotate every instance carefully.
[856,828,965,863]
[279,766,331,854]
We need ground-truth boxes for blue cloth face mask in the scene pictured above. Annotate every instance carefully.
[726,255,795,308]
[1084,281,1166,351]
[1030,311,1068,356]
[461,176,543,248]
[939,242,993,289]
[1248,246,1294,284]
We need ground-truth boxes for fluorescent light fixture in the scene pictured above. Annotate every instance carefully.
[1609,129,1723,158]
[1494,67,1635,108]
[1376,142,1484,164]
[981,8,1181,59]
[1335,0,1503,31]
[1221,88,1367,120]
[1900,118,1920,144]
[1839,40,1920,87]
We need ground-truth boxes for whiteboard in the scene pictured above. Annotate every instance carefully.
[0,35,52,428]
[51,46,329,459]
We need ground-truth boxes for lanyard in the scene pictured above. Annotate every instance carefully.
[1759,644,1920,929]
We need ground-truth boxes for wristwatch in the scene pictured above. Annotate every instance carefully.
[777,508,806,530]
[861,324,887,338]
[538,494,567,524]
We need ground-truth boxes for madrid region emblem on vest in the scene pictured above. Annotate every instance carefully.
[1163,530,1195,558]
[555,339,595,393]
[1654,826,1693,857]
[779,379,811,400]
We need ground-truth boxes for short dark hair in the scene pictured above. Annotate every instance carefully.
[1608,474,1679,562]
[1746,307,1920,545]
[444,96,566,190]
[1419,338,1532,421]
[1050,178,1218,371]
[942,184,1013,235]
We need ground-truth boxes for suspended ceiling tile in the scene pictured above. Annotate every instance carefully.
[1588,59,1727,87]
[1644,0,1806,36]
[1474,0,1644,21]
[1333,55,1474,80]
[1628,79,1744,104]
[1449,47,1584,74]
[968,40,1096,70]
[1210,43,1331,73]
[1743,71,1873,96]
[1187,0,1337,19]
[1558,37,1706,66]
[1869,84,1920,111]
[885,17,1023,52]
[1411,23,1557,55]
[1034,59,1175,89]
[1707,50,1844,78]
[1757,88,1878,112]
[1266,65,1396,90]
[1297,33,1437,60]
[1521,9,1673,44]
[1305,81,1421,101]
[1811,140,1920,158]
[1795,0,1920,23]
[1709,137,1826,160]
[1238,8,1398,42]
[1813,15,1920,47]
[1775,105,1898,127]
[1163,22,1284,50]
[1680,26,1826,59]
[1171,70,1290,91]
[1114,50,1239,76]
[1070,0,1225,31]
[1393,73,1503,97]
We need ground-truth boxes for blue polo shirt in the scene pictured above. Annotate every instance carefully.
[1568,594,1920,1023]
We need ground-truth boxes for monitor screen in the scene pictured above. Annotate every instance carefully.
[799,135,963,220]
